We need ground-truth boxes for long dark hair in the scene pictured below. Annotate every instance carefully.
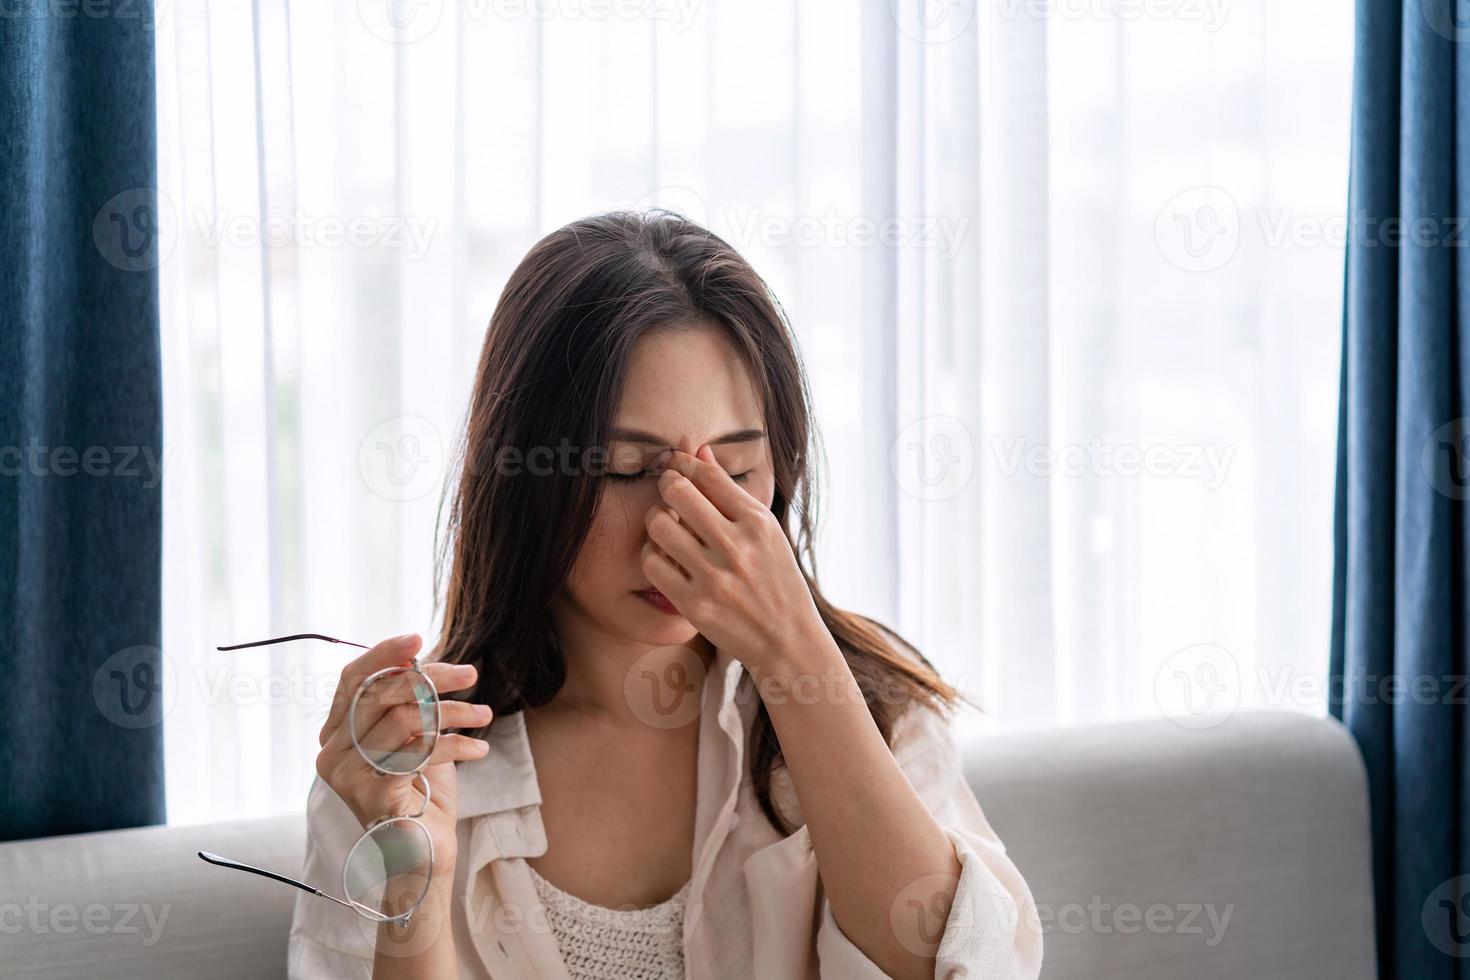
[432,210,964,835]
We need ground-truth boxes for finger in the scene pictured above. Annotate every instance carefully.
[436,699,493,731]
[663,446,754,520]
[321,710,359,758]
[427,732,491,766]
[657,467,730,552]
[346,694,487,746]
[321,661,472,749]
[645,504,707,575]
[325,702,490,783]
[356,698,440,753]
[642,539,693,608]
[651,535,691,579]
[336,671,483,744]
[339,663,476,734]
[323,633,422,741]
[421,660,478,696]
[315,738,353,787]
[651,485,708,545]
[335,667,433,744]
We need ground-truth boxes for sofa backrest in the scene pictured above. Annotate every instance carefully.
[0,811,304,978]
[963,710,1376,979]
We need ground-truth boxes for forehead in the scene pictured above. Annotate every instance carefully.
[614,322,763,438]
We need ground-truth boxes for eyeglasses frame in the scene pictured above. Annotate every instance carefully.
[195,632,442,927]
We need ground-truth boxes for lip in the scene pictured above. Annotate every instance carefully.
[634,589,682,616]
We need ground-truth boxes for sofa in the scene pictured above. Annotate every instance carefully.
[0,710,1376,978]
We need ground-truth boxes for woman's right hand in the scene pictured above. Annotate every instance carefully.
[314,632,493,881]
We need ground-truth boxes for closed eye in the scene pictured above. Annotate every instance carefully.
[606,470,753,483]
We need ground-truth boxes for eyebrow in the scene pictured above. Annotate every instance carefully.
[609,427,766,449]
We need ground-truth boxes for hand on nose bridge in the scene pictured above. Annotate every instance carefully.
[653,443,712,471]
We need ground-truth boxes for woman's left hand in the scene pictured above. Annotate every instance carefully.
[641,445,827,672]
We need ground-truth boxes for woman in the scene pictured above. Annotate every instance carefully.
[289,211,1042,979]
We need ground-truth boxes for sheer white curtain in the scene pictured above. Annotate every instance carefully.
[155,0,1353,824]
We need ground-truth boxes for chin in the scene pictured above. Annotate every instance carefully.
[637,615,699,644]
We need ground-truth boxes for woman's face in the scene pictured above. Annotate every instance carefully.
[556,320,776,653]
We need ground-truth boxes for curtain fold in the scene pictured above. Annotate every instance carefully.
[0,9,165,840]
[1330,0,1469,974]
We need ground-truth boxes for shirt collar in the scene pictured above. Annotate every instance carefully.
[454,641,746,823]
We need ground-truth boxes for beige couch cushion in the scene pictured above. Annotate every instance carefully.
[0,710,1375,979]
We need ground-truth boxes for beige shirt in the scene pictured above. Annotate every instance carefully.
[288,644,1043,979]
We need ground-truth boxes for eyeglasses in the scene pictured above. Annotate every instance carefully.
[196,633,442,927]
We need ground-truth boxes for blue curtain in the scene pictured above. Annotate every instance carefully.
[0,7,166,839]
[1330,0,1470,975]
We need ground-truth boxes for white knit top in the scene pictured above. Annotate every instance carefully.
[527,863,689,980]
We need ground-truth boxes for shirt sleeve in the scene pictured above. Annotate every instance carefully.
[814,699,1043,979]
[287,775,377,980]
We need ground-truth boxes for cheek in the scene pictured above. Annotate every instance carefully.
[567,494,651,590]
[749,470,776,510]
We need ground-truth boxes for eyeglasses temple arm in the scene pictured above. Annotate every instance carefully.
[216,633,371,652]
[197,850,355,912]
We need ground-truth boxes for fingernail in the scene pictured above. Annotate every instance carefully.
[476,704,493,720]
[452,663,476,675]
[653,449,672,469]
[395,633,418,646]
